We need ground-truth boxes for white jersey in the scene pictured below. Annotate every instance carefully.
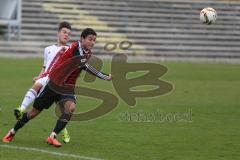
[43,44,69,72]
[36,44,69,86]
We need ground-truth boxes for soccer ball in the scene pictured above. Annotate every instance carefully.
[200,7,217,24]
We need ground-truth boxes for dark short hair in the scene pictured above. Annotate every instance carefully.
[81,28,97,38]
[58,21,72,31]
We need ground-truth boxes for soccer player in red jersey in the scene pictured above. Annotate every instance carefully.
[3,28,112,147]
[13,21,72,143]
[14,22,71,119]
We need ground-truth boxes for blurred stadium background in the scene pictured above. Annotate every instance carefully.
[0,0,240,62]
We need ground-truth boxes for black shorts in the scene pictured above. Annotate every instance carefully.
[33,84,76,111]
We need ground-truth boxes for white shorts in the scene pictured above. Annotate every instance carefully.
[35,76,49,97]
[35,76,49,86]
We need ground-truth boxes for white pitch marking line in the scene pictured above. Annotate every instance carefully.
[0,144,104,160]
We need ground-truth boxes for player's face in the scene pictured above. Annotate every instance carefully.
[58,28,71,45]
[81,34,96,51]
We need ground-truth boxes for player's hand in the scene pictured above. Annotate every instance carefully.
[107,74,113,81]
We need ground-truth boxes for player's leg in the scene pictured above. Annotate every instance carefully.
[14,77,48,119]
[57,100,71,143]
[2,107,41,143]
[47,98,75,147]
[3,84,55,143]
[21,82,43,110]
[14,83,42,119]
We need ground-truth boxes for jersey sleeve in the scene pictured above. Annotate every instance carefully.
[60,41,78,60]
[83,63,111,80]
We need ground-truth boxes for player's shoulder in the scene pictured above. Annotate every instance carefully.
[63,44,70,50]
[69,41,79,48]
[44,44,57,52]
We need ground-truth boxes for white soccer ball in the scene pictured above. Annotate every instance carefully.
[200,7,217,24]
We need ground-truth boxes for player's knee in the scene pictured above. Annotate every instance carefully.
[64,101,76,113]
[68,103,76,113]
[59,100,75,122]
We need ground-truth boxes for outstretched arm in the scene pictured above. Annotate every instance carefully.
[84,63,112,81]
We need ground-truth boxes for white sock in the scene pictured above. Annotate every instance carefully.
[50,132,57,138]
[10,128,16,134]
[20,89,37,110]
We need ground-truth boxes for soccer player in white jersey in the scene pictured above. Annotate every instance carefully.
[3,28,113,147]
[13,21,72,143]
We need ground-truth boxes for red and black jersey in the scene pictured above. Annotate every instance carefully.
[48,41,110,89]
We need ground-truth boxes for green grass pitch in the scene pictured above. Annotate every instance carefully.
[0,58,240,160]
